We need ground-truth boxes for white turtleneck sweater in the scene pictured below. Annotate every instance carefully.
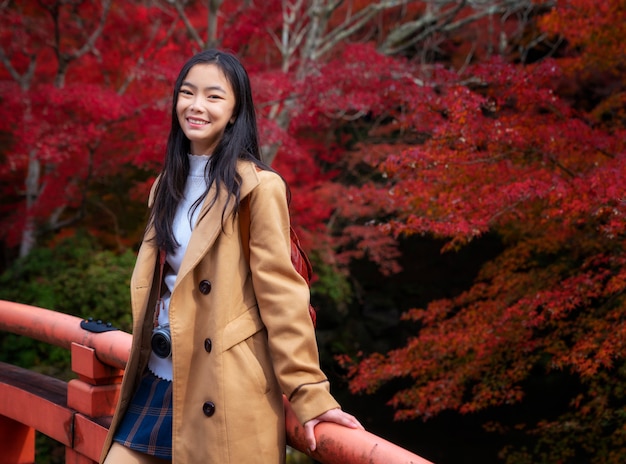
[148,154,211,380]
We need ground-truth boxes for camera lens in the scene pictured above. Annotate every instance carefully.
[151,325,172,358]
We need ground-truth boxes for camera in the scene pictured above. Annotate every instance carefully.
[151,323,172,358]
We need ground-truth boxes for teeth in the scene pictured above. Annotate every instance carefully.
[189,118,207,124]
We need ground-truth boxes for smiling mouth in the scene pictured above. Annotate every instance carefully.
[188,117,208,125]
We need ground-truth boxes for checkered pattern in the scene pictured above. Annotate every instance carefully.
[113,371,173,459]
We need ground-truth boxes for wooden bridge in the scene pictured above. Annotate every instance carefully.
[0,300,432,464]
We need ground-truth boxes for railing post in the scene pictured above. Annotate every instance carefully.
[68,342,123,417]
[67,342,123,463]
[0,416,35,464]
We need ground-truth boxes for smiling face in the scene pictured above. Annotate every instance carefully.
[176,63,236,156]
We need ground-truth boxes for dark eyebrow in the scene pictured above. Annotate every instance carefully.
[181,81,227,93]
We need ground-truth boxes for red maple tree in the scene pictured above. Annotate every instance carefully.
[0,1,186,254]
[336,1,626,461]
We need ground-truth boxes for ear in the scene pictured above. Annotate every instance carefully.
[229,116,236,124]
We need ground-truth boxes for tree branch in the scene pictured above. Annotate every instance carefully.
[168,0,204,48]
[68,0,112,61]
[0,46,37,89]
[313,0,414,60]
[379,0,556,56]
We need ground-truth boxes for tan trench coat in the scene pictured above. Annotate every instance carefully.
[100,161,340,463]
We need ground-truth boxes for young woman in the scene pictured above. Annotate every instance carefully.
[100,49,363,464]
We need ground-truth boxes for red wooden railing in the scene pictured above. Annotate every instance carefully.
[0,300,433,464]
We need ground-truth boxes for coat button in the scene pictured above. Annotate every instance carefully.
[202,401,216,417]
[199,280,212,294]
[204,338,212,353]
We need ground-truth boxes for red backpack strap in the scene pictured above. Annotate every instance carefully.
[239,196,251,265]
[289,227,313,286]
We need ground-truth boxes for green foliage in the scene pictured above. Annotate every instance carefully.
[35,433,65,464]
[286,446,314,464]
[0,231,134,331]
[310,254,352,315]
[0,231,135,378]
[0,333,71,379]
[0,232,135,463]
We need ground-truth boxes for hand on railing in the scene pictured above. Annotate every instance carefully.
[304,408,364,452]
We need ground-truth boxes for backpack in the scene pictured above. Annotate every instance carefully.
[239,196,317,328]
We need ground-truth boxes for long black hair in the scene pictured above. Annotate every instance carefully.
[150,49,269,254]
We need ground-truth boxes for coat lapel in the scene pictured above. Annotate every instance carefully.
[175,160,261,287]
[130,224,158,321]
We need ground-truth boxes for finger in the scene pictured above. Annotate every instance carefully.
[346,413,365,429]
[304,420,318,452]
[334,411,364,429]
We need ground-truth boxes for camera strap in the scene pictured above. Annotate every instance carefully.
[153,248,167,329]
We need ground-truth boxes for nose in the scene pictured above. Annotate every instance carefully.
[189,95,203,112]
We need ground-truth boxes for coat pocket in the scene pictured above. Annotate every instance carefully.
[223,307,272,395]
[230,336,271,394]
[222,306,265,351]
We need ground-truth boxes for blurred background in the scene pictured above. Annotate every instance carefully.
[1,1,625,463]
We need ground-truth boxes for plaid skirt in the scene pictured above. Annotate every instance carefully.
[113,370,173,459]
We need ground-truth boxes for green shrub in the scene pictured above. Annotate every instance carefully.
[0,231,135,375]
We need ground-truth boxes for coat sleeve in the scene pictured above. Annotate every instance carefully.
[247,170,340,424]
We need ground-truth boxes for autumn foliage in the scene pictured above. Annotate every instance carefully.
[1,0,626,462]
[336,2,626,462]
